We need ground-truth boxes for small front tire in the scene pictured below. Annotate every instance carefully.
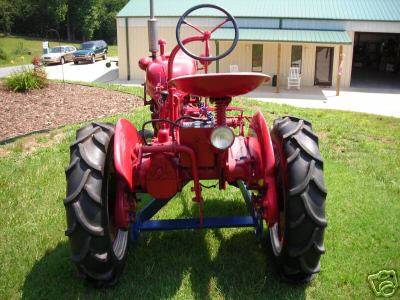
[91,55,96,64]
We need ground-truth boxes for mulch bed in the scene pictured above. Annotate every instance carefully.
[0,83,142,141]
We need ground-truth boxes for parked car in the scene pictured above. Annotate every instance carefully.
[73,40,108,64]
[41,45,76,65]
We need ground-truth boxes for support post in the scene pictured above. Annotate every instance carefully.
[336,45,344,96]
[215,40,220,73]
[125,17,131,81]
[276,43,281,93]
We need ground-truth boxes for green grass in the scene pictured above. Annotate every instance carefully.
[0,35,118,67]
[0,84,399,299]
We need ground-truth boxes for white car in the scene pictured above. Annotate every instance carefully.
[41,45,77,65]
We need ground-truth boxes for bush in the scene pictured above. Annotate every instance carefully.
[5,67,47,92]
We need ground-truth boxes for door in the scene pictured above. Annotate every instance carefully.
[66,47,73,61]
[95,44,101,58]
[314,47,334,86]
[252,44,263,72]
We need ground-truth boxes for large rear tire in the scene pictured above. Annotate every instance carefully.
[64,122,128,286]
[269,116,327,283]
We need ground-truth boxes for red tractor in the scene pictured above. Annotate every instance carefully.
[64,3,327,286]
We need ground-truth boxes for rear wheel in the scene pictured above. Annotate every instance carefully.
[103,53,107,60]
[269,116,327,283]
[64,123,129,286]
[60,57,65,65]
[74,60,78,65]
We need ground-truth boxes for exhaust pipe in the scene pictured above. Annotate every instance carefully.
[148,0,158,58]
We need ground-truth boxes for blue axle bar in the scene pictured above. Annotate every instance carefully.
[140,216,255,231]
[130,182,260,242]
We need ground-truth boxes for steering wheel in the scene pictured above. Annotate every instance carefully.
[176,4,239,62]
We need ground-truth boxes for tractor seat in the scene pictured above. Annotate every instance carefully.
[169,73,271,98]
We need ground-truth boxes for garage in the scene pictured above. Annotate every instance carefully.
[118,0,400,89]
[352,32,400,89]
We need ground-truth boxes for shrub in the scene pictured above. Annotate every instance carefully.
[5,67,47,92]
[31,56,46,79]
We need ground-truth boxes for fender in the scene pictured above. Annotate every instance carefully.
[114,118,142,191]
[250,112,279,224]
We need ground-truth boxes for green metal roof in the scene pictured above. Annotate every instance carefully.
[118,0,400,21]
[211,28,352,44]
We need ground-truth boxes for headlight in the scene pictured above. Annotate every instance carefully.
[210,127,234,150]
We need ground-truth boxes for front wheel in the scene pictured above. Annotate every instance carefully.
[103,53,107,60]
[269,116,327,283]
[60,57,65,65]
[64,123,129,286]
[91,55,95,64]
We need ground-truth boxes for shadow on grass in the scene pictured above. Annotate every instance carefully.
[22,200,307,299]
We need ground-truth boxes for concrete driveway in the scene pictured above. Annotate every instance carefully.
[44,57,119,83]
[1,61,399,118]
[0,59,118,83]
[246,85,400,118]
[0,64,32,78]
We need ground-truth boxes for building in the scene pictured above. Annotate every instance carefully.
[116,0,400,89]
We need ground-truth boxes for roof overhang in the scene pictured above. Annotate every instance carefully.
[117,0,400,22]
[211,28,352,44]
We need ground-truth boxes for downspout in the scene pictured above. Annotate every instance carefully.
[125,17,131,81]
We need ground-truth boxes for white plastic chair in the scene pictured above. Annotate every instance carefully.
[229,64,239,72]
[287,67,301,90]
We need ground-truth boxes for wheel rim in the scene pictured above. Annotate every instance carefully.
[105,150,128,261]
[61,57,64,64]
[269,141,286,256]
[270,211,285,256]
[269,201,285,255]
[112,230,128,260]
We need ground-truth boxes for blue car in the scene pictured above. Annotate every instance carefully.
[73,40,108,64]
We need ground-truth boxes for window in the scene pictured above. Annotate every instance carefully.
[291,45,303,72]
[252,44,263,72]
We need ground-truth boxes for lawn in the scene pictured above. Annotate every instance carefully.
[0,84,399,299]
[0,35,118,67]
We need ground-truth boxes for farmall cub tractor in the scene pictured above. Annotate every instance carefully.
[64,3,327,286]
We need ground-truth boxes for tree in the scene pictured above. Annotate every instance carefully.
[66,0,103,41]
[2,0,129,42]
[0,0,31,34]
[94,0,128,43]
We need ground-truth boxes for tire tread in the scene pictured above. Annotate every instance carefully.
[270,116,327,282]
[64,122,126,286]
